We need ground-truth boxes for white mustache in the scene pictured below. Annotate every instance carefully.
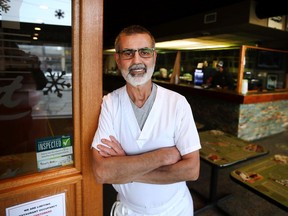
[129,64,146,72]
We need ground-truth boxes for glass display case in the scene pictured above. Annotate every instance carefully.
[238,45,288,93]
[104,46,288,94]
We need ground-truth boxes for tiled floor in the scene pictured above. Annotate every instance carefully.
[103,130,288,216]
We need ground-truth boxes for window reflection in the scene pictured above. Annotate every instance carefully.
[244,48,288,91]
[0,0,72,179]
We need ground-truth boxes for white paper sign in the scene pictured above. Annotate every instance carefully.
[6,193,66,216]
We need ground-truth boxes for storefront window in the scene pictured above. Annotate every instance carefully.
[0,0,73,179]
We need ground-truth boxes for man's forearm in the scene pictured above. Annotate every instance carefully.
[134,153,200,184]
[92,147,180,184]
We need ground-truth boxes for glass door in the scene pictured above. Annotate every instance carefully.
[1,1,103,215]
[0,0,73,180]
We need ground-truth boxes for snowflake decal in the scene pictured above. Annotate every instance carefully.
[0,0,11,15]
[43,69,71,98]
[55,9,64,19]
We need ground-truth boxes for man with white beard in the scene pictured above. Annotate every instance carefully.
[91,25,201,216]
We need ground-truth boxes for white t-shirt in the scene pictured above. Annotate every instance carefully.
[91,84,201,214]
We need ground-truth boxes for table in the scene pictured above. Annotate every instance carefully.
[194,130,269,213]
[230,154,288,211]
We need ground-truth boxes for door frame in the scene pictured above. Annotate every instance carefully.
[73,0,104,215]
[0,0,104,215]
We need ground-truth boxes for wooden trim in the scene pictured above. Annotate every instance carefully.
[0,167,80,192]
[73,0,81,172]
[236,45,246,93]
[170,51,181,84]
[0,174,82,197]
[72,1,83,214]
[243,45,288,53]
[243,92,288,103]
[74,0,104,215]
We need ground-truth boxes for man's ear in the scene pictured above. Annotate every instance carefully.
[114,53,120,65]
[154,51,157,61]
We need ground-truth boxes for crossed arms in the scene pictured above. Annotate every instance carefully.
[92,135,200,184]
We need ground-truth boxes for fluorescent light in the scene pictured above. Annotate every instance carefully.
[103,36,239,52]
[104,49,116,53]
[156,40,200,49]
[155,38,236,50]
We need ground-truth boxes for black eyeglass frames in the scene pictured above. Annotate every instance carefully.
[116,47,155,60]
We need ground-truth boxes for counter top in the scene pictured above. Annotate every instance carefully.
[153,80,288,104]
[103,74,288,104]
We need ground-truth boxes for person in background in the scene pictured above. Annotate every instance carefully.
[210,60,234,90]
[91,25,201,216]
[202,60,215,86]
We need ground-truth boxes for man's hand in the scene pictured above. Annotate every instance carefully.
[97,135,126,157]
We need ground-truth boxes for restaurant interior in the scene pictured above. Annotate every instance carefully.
[102,0,288,215]
[1,0,287,215]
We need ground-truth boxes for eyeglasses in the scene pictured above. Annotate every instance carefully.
[117,48,155,60]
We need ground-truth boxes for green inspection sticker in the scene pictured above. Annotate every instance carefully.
[62,136,71,147]
[36,135,73,171]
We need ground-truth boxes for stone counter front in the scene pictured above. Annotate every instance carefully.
[186,93,288,141]
[153,81,288,141]
[239,101,288,141]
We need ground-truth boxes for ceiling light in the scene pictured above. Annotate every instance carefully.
[104,49,115,53]
[103,36,241,53]
[155,38,237,50]
[156,40,200,49]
